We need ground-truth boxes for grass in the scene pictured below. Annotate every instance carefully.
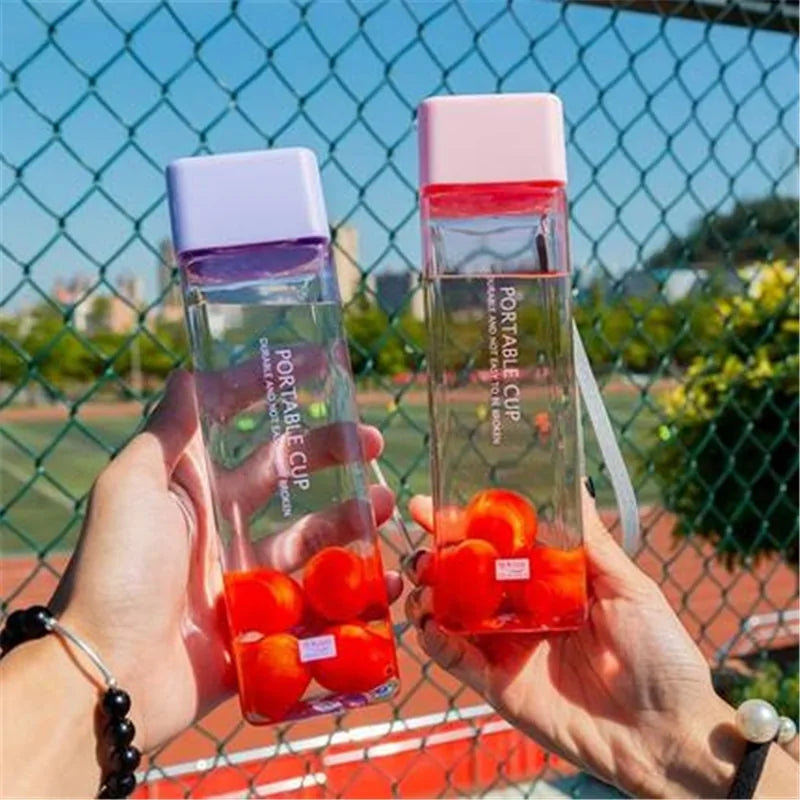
[1,417,138,555]
[0,391,662,555]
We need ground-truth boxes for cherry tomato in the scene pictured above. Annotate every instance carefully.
[361,557,390,622]
[224,568,304,636]
[509,547,587,622]
[464,489,538,557]
[236,633,311,721]
[531,546,586,576]
[303,546,368,623]
[433,539,503,630]
[310,623,397,694]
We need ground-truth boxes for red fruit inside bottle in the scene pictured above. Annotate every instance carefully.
[310,622,397,694]
[236,633,311,721]
[464,488,538,557]
[303,546,368,623]
[433,539,503,630]
[361,549,390,621]
[224,568,304,636]
[509,546,587,623]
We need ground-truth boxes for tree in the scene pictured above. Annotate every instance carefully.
[86,295,112,332]
[718,659,799,725]
[90,331,131,379]
[0,317,25,385]
[653,261,799,568]
[344,303,425,377]
[138,324,186,379]
[23,306,97,391]
[647,196,799,268]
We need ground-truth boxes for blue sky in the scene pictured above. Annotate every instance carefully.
[1,0,798,308]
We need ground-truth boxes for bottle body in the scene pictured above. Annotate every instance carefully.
[180,239,399,724]
[422,182,587,634]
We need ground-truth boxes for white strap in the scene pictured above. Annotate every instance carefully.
[573,321,640,554]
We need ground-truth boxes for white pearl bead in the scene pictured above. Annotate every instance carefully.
[777,716,797,745]
[735,699,781,743]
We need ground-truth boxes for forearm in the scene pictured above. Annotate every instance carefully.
[1,636,102,798]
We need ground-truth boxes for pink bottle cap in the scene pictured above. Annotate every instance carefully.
[418,93,567,188]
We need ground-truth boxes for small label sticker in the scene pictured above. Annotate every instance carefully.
[495,558,530,582]
[299,634,337,663]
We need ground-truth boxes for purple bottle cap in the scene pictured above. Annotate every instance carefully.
[166,148,330,255]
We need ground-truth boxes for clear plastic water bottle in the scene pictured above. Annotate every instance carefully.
[418,94,587,634]
[166,148,399,724]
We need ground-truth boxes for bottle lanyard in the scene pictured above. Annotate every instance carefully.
[573,320,641,555]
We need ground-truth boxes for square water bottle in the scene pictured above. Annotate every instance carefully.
[166,148,399,724]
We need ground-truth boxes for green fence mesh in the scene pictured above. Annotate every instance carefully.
[1,1,798,798]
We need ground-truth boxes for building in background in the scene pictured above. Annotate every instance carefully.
[375,270,425,319]
[51,275,144,334]
[375,272,409,317]
[108,276,145,333]
[331,227,424,317]
[53,276,92,331]
[333,225,375,305]
[616,265,744,303]
[410,276,424,320]
[157,239,184,323]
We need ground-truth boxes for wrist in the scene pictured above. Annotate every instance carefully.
[59,607,149,758]
[59,607,145,729]
[647,694,744,799]
[1,635,102,797]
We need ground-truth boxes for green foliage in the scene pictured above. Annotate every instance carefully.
[654,262,799,568]
[647,196,799,268]
[138,324,186,379]
[576,297,671,373]
[22,306,97,390]
[720,660,799,724]
[344,303,424,377]
[4,304,188,398]
[0,317,25,384]
[574,286,724,373]
[86,296,112,331]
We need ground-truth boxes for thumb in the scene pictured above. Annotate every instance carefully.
[582,483,646,597]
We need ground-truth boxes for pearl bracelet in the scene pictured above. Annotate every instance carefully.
[726,698,797,800]
[735,698,797,745]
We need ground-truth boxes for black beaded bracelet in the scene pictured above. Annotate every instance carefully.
[1,606,141,799]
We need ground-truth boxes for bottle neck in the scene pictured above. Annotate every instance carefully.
[421,181,566,219]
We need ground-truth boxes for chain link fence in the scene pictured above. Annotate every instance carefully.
[2,1,798,797]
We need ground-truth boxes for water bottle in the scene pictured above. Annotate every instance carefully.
[418,94,588,634]
[166,148,399,724]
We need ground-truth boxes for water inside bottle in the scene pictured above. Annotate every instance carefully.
[426,271,582,550]
[185,281,370,551]
[184,276,398,722]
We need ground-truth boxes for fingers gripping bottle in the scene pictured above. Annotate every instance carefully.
[166,149,399,724]
[418,94,588,634]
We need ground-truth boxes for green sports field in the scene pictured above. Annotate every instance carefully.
[0,392,661,555]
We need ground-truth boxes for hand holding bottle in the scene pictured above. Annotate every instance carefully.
[404,487,763,798]
[48,370,402,751]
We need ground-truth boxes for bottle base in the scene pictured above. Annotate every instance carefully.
[437,606,589,636]
[240,678,401,726]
